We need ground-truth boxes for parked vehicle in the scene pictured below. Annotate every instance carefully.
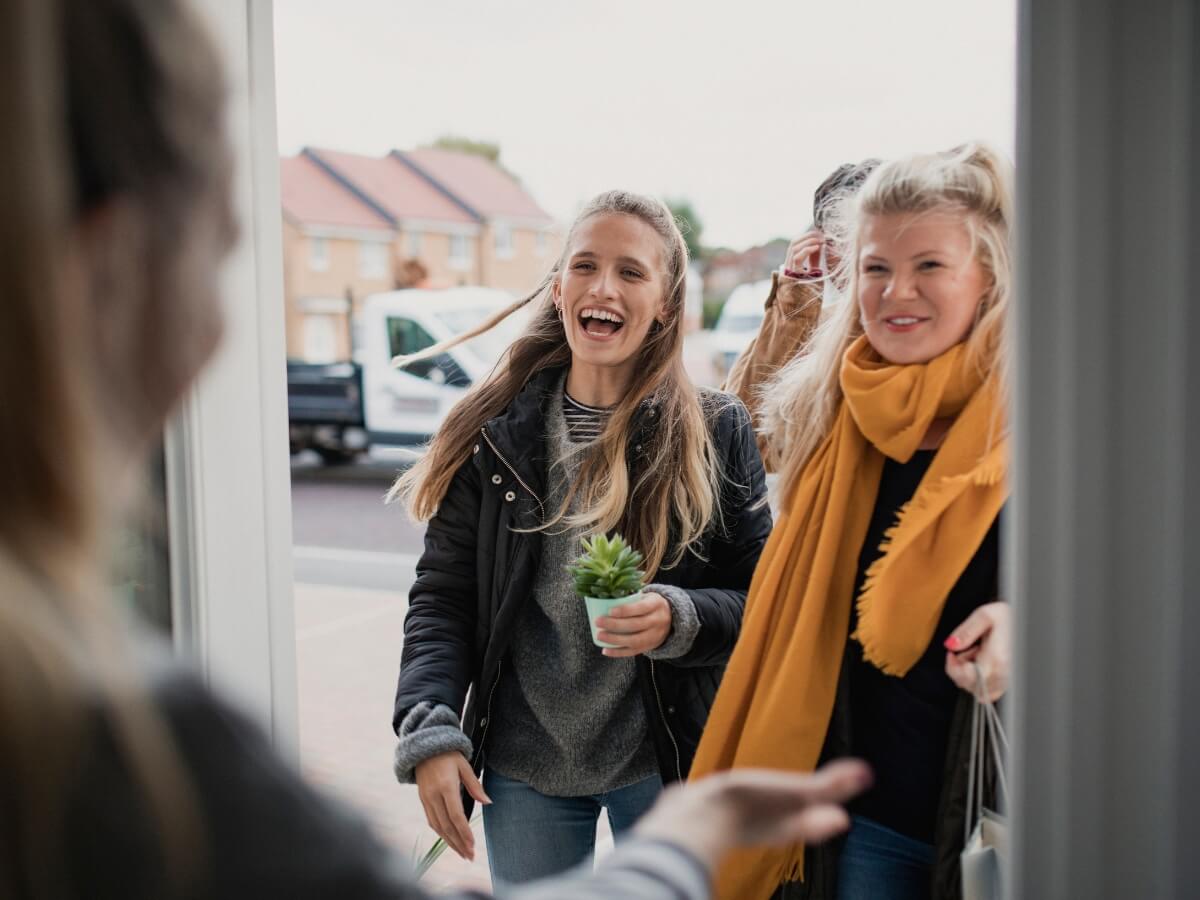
[288,287,527,463]
[710,278,772,379]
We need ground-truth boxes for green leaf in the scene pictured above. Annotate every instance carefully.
[568,532,646,600]
[413,814,482,880]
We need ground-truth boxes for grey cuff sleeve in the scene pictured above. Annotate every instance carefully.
[392,701,473,784]
[644,583,701,660]
[496,838,709,900]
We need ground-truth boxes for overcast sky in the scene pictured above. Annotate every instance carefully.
[273,0,1016,250]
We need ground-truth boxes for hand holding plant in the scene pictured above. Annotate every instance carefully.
[569,534,671,654]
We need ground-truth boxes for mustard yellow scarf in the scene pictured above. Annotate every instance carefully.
[690,336,1008,900]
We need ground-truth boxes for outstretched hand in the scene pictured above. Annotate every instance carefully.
[635,760,873,866]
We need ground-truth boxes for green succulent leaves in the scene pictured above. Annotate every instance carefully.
[567,533,646,600]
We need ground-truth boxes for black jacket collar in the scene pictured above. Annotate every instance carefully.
[480,365,662,499]
[480,366,562,500]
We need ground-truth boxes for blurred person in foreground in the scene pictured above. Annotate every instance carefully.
[692,145,1014,900]
[0,0,875,897]
[722,160,878,466]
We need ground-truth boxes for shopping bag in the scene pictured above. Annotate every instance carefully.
[960,664,1009,900]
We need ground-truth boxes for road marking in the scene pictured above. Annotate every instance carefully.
[293,546,421,568]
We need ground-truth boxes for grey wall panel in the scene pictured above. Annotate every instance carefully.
[1014,0,1197,897]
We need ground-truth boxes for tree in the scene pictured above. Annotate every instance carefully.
[666,198,705,262]
[429,135,501,163]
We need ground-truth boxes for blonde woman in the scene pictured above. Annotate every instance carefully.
[389,191,773,886]
[0,0,873,896]
[691,145,1014,900]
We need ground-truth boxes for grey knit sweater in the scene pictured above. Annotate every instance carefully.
[394,376,700,792]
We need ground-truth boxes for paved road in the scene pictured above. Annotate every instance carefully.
[291,452,426,590]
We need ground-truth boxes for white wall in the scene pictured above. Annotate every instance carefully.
[1012,0,1199,895]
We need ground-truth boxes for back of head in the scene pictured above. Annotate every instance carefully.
[0,0,86,592]
[812,157,881,232]
[1,0,231,592]
[765,143,1015,496]
[0,0,230,894]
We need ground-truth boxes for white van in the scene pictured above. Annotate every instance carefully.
[288,287,528,460]
[357,287,528,442]
[711,278,773,379]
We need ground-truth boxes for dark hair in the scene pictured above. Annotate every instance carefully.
[0,0,230,894]
[812,158,881,231]
[65,0,229,223]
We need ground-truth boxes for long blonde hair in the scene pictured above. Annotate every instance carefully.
[390,190,721,574]
[0,0,231,893]
[764,143,1014,501]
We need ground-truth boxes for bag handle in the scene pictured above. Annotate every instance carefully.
[964,662,1010,846]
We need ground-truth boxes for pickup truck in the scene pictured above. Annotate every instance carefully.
[287,287,525,463]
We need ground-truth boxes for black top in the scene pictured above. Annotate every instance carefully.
[847,450,1001,844]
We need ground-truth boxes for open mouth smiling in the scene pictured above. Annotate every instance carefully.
[578,307,626,338]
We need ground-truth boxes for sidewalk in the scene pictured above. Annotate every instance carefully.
[294,580,616,893]
[294,581,492,891]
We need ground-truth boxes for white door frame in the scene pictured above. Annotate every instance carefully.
[164,0,298,757]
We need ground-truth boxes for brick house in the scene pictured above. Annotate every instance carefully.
[280,146,559,361]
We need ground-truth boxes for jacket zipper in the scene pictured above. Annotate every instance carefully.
[473,660,502,769]
[474,428,539,774]
[480,426,545,520]
[649,660,683,782]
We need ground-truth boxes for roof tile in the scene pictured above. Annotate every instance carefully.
[399,148,553,223]
[279,155,393,231]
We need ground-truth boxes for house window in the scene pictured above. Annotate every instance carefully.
[408,230,423,257]
[493,222,514,259]
[309,236,330,272]
[449,233,471,271]
[535,230,548,257]
[359,241,388,279]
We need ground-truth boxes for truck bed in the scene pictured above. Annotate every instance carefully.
[286,361,365,426]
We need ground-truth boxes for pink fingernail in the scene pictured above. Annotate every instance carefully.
[944,636,960,650]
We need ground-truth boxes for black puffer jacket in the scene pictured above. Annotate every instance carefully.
[392,366,772,799]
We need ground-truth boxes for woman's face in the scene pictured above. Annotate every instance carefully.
[87,162,236,450]
[857,211,989,365]
[554,212,669,378]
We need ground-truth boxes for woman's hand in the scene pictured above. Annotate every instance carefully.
[414,751,490,861]
[944,601,1012,702]
[634,760,872,865]
[783,229,826,277]
[595,592,673,658]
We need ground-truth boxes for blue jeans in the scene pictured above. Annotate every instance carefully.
[836,815,936,900]
[482,769,663,886]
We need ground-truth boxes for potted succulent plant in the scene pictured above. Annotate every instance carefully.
[567,533,646,648]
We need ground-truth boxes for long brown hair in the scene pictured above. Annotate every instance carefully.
[391,190,721,574]
[0,0,231,894]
